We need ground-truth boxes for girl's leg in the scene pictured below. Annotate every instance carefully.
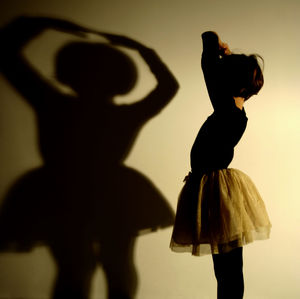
[212,247,244,299]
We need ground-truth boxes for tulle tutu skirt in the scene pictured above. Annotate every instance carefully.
[170,168,271,256]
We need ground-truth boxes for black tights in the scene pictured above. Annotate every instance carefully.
[212,247,244,299]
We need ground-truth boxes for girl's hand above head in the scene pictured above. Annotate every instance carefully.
[219,41,231,55]
[202,31,231,55]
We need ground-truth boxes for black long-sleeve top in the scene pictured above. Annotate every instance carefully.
[190,32,248,176]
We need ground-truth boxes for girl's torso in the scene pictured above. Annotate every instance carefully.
[190,99,248,175]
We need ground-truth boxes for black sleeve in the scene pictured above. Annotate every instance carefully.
[201,31,230,111]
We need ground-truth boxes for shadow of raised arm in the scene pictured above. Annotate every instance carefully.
[0,16,90,109]
[100,33,179,119]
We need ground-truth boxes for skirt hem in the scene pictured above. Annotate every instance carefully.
[170,225,271,256]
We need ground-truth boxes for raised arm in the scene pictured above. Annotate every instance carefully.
[0,16,89,109]
[100,33,179,119]
[201,31,231,110]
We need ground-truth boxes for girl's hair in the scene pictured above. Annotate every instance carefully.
[222,53,264,100]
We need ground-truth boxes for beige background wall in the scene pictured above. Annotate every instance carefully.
[0,0,299,298]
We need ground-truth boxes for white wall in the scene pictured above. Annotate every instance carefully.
[0,0,299,298]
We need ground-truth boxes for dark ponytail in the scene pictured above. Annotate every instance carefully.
[222,53,264,100]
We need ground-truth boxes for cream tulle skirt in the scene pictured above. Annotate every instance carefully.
[170,169,271,256]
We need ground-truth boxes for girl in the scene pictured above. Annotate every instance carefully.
[170,31,271,298]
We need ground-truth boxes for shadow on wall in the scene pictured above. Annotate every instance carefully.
[0,16,179,299]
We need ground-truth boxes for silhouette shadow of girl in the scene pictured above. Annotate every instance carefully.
[0,16,179,299]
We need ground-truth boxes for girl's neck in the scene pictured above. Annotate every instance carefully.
[233,97,245,110]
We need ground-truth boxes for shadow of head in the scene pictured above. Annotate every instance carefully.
[55,42,138,99]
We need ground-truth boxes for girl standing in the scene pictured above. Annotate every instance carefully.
[170,31,271,298]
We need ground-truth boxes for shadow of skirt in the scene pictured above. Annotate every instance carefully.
[170,168,271,256]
